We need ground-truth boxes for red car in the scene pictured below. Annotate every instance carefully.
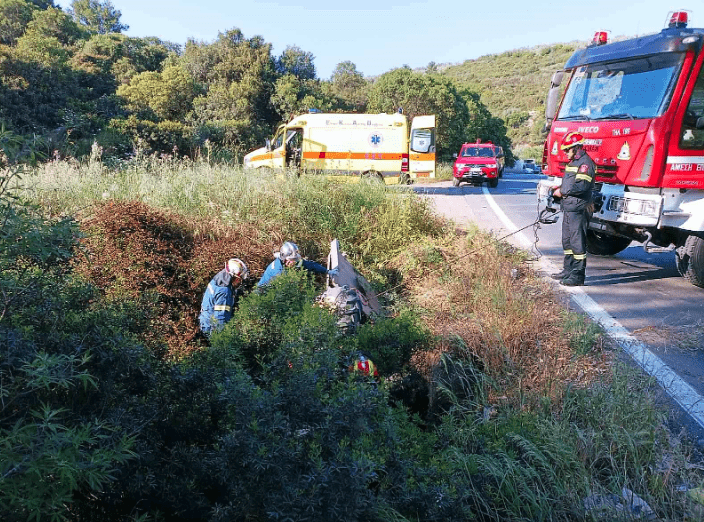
[452,140,501,188]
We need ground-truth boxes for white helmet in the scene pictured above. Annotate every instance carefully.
[225,258,248,280]
[278,241,301,263]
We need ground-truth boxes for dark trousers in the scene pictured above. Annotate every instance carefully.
[561,209,588,276]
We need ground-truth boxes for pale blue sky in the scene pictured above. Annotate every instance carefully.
[113,1,697,79]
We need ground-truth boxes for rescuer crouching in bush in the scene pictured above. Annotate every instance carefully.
[199,258,249,336]
[257,241,338,288]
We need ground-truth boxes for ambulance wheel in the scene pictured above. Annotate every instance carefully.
[585,230,631,256]
[452,178,460,187]
[399,173,411,185]
[676,233,704,288]
[362,170,384,182]
[488,177,498,188]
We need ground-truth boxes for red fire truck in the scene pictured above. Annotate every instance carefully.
[452,140,502,188]
[538,11,704,287]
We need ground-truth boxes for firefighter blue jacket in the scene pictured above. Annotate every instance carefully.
[199,268,238,334]
[560,149,596,212]
[257,257,327,287]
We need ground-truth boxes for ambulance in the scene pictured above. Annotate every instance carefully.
[243,111,436,183]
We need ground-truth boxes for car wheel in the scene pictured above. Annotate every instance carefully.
[452,178,460,187]
[488,177,498,188]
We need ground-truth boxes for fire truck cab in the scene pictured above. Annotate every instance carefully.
[452,140,502,188]
[538,11,704,287]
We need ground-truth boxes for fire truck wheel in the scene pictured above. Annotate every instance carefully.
[676,234,704,288]
[585,230,632,256]
[452,178,460,187]
[488,177,499,188]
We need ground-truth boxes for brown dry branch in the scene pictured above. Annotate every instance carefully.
[73,200,282,358]
[389,230,612,410]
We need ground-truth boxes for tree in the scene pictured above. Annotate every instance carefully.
[276,45,316,80]
[0,0,35,45]
[330,60,368,111]
[180,29,277,150]
[367,68,469,160]
[24,6,87,46]
[68,0,127,34]
[461,88,516,165]
[270,74,345,120]
[117,64,197,121]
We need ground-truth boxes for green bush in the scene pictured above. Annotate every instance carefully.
[355,310,432,375]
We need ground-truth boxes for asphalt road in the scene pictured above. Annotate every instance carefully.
[414,169,704,443]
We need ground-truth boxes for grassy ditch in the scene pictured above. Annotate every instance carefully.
[3,156,704,521]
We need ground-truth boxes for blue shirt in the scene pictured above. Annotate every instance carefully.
[257,257,327,287]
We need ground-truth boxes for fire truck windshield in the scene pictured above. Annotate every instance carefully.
[462,147,494,158]
[557,53,685,121]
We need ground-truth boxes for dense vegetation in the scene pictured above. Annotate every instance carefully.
[0,0,517,165]
[3,125,704,520]
[4,3,704,521]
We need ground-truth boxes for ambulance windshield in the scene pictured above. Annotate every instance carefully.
[557,53,684,121]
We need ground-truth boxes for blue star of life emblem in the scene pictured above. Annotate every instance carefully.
[368,133,383,147]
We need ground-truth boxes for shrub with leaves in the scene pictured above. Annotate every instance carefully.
[0,134,144,521]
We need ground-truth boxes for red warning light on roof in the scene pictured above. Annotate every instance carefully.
[668,11,689,28]
[592,31,609,45]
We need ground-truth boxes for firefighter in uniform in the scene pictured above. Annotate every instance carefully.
[551,132,596,286]
[257,241,337,288]
[199,258,249,336]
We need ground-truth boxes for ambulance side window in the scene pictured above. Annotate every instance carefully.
[680,66,704,150]
[411,128,435,153]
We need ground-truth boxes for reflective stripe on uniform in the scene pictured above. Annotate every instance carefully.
[213,305,231,312]
[564,249,574,255]
[576,174,593,182]
[564,166,578,172]
[573,253,586,260]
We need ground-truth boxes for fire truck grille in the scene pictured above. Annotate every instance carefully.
[595,165,618,178]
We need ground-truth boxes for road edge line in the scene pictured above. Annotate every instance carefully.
[482,185,704,430]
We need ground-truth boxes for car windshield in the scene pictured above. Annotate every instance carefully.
[557,53,684,121]
[462,147,494,158]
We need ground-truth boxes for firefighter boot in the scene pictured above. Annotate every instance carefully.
[561,256,586,286]
[551,255,573,280]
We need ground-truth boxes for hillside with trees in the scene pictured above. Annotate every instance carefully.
[440,43,580,158]
[0,0,516,164]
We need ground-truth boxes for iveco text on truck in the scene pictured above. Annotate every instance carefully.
[538,11,704,287]
[243,111,436,184]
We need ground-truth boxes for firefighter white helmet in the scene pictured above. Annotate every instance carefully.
[226,258,248,280]
[279,241,301,263]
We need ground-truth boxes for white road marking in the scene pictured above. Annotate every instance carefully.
[482,186,704,430]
